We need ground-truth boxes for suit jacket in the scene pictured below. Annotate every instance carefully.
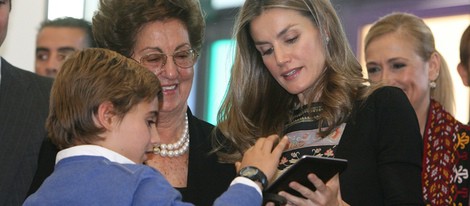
[0,58,53,206]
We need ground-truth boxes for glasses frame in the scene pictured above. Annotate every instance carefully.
[138,49,199,73]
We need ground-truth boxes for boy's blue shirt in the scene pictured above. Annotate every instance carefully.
[24,145,261,206]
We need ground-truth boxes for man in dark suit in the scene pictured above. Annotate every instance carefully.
[0,0,53,205]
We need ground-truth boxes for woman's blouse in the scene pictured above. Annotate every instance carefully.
[278,87,424,205]
[422,99,470,205]
[278,103,344,176]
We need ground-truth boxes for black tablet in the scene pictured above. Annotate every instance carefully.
[264,155,348,197]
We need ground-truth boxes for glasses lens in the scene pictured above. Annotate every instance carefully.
[174,50,197,68]
[141,53,166,69]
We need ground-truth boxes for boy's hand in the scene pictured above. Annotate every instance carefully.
[236,135,288,187]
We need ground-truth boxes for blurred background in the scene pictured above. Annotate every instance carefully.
[2,0,469,124]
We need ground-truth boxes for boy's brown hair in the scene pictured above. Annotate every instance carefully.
[460,25,470,69]
[47,48,161,149]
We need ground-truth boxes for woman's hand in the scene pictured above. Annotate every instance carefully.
[278,174,349,206]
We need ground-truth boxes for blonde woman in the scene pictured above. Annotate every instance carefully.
[364,12,470,205]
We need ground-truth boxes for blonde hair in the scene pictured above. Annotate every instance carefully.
[214,0,374,162]
[47,48,161,149]
[364,12,455,114]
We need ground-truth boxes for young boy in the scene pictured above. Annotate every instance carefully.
[24,48,287,205]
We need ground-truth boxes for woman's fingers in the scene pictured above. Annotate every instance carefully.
[278,173,341,206]
[308,173,328,192]
[278,190,305,206]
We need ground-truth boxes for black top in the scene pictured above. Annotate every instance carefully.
[336,86,423,205]
[274,87,423,205]
[177,108,236,205]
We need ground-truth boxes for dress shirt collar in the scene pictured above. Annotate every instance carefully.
[56,145,135,165]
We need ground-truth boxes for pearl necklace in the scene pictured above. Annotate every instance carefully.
[153,113,190,157]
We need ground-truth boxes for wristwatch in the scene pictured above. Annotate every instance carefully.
[238,166,268,189]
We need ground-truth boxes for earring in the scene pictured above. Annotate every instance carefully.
[430,81,436,89]
[326,36,330,43]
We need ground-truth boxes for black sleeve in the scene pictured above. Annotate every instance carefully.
[26,137,58,196]
[374,87,424,205]
[337,86,424,205]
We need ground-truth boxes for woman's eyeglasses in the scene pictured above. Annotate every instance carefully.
[139,49,198,74]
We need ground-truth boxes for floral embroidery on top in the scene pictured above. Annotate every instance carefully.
[274,103,346,180]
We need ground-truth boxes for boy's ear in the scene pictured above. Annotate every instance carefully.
[458,62,470,86]
[94,101,116,130]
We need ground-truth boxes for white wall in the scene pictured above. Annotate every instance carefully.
[0,0,46,72]
[47,0,98,25]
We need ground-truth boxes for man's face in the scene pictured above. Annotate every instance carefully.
[35,27,89,77]
[0,0,10,47]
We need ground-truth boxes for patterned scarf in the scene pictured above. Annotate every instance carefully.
[422,99,470,205]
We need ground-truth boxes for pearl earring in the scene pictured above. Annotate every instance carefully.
[430,81,437,89]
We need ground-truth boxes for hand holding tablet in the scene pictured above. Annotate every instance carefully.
[265,155,348,197]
